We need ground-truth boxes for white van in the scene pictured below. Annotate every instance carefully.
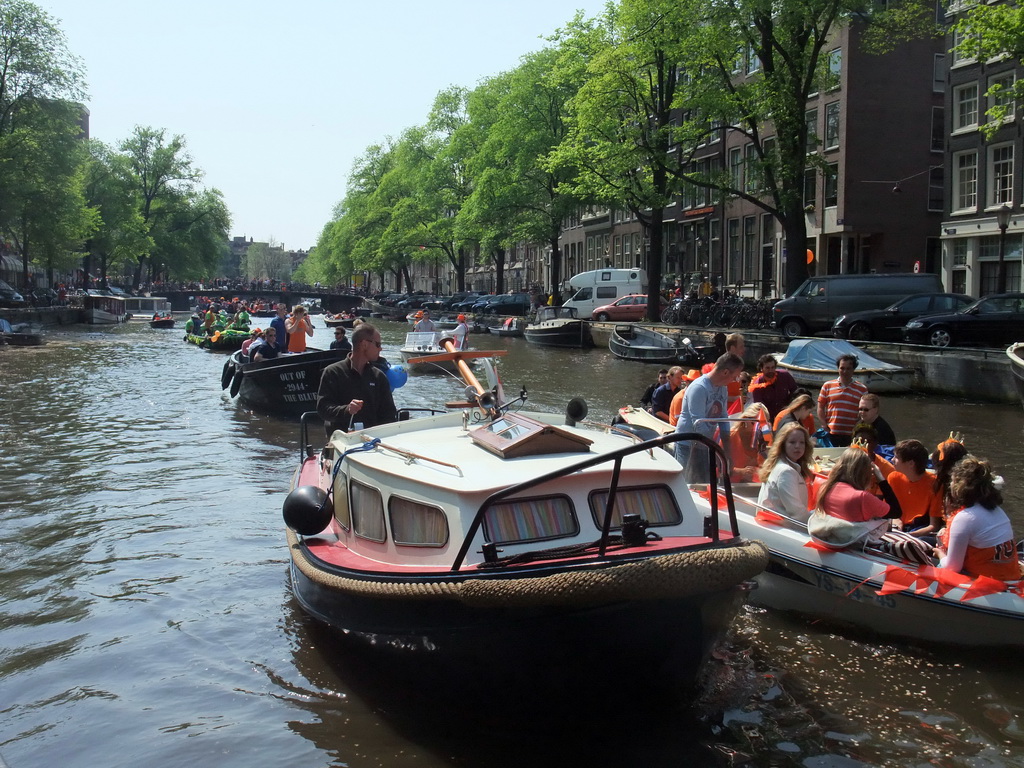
[561,268,648,319]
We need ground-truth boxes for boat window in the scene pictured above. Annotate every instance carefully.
[350,480,387,543]
[589,486,682,529]
[334,471,351,530]
[389,496,449,547]
[483,495,579,544]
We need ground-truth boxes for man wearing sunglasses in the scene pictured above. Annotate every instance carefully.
[317,323,398,435]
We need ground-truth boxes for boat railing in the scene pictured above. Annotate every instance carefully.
[299,407,448,463]
[449,431,741,572]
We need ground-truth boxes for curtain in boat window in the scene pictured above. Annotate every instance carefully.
[483,495,578,544]
[389,497,448,547]
[589,486,681,529]
[350,480,386,542]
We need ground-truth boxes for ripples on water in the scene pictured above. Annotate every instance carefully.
[1,319,1024,767]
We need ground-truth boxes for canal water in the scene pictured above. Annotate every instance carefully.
[2,318,1024,767]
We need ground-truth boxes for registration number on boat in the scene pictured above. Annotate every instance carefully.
[813,572,897,609]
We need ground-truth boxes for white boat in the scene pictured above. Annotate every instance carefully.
[1007,342,1024,410]
[399,331,470,373]
[83,293,128,324]
[719,491,1024,647]
[775,338,915,392]
[125,296,172,315]
[282,350,768,703]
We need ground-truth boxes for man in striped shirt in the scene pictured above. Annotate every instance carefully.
[816,353,868,447]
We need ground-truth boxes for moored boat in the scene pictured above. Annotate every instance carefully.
[282,348,768,702]
[608,325,712,364]
[719,493,1024,647]
[1007,343,1024,409]
[524,306,594,348]
[776,338,915,393]
[223,347,348,418]
[84,293,128,324]
[487,317,524,337]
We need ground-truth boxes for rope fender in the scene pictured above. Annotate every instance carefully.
[287,531,767,608]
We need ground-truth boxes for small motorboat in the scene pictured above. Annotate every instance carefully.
[323,315,356,328]
[149,314,175,329]
[720,492,1024,647]
[222,347,348,418]
[608,325,712,364]
[0,318,44,346]
[1007,342,1024,410]
[487,317,524,337]
[282,339,768,703]
[775,338,915,393]
[524,306,594,348]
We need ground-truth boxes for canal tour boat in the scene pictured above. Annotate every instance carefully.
[83,292,129,324]
[282,340,768,699]
[719,490,1024,647]
[222,347,348,418]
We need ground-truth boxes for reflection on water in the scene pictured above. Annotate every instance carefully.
[1,319,1024,767]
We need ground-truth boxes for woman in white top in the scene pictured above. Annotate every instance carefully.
[757,422,814,523]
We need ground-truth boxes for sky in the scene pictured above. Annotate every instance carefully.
[39,0,611,253]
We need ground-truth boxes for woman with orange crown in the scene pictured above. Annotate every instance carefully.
[935,456,1020,580]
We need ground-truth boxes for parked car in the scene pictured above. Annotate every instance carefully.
[379,293,408,307]
[453,294,494,313]
[0,279,25,307]
[432,291,484,311]
[397,294,437,310]
[481,293,532,316]
[591,294,648,322]
[468,295,504,313]
[831,293,973,341]
[902,293,1024,348]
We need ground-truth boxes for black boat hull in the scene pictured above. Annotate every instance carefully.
[228,348,347,418]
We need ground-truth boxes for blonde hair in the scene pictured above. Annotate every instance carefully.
[292,304,306,315]
[815,447,874,513]
[759,422,813,482]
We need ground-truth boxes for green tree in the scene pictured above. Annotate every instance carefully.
[242,239,291,282]
[83,140,151,288]
[550,4,681,320]
[954,6,1024,133]
[0,0,91,288]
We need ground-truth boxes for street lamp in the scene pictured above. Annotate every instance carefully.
[996,204,1011,294]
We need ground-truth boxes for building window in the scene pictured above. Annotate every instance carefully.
[743,216,757,282]
[953,83,978,132]
[933,54,946,93]
[951,267,967,295]
[746,45,761,74]
[804,168,817,210]
[744,143,758,194]
[988,143,1014,207]
[806,109,818,152]
[827,48,842,89]
[729,147,742,190]
[987,72,1015,124]
[952,239,967,266]
[824,164,839,207]
[953,150,978,212]
[824,102,840,150]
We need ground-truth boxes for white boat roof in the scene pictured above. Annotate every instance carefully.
[329,410,684,496]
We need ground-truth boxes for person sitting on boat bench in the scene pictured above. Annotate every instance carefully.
[330,327,352,353]
[317,323,398,435]
[250,327,280,362]
[856,393,896,446]
[651,366,684,423]
[808,446,901,549]
[640,369,669,409]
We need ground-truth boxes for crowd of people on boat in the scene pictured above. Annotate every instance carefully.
[635,333,1020,583]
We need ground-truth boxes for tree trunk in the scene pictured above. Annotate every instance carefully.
[493,247,506,294]
[781,210,809,296]
[549,236,562,304]
[646,213,665,322]
[456,247,466,292]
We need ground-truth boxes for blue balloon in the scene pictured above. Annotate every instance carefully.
[385,365,408,390]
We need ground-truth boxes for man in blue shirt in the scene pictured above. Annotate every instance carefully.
[269,303,288,353]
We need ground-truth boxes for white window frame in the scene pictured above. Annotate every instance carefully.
[987,72,1016,124]
[988,142,1015,207]
[953,82,979,133]
[953,150,978,213]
